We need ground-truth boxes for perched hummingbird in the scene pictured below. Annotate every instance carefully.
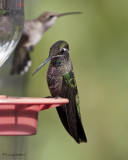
[10,11,82,75]
[33,40,87,143]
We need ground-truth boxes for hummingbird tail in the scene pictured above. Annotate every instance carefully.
[10,51,32,75]
[76,113,87,143]
[10,33,32,75]
[56,105,87,143]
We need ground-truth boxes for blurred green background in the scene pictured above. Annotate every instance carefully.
[0,0,128,160]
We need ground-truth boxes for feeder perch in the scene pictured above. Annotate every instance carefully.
[0,95,69,136]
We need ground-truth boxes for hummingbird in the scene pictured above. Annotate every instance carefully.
[10,11,82,75]
[33,40,87,143]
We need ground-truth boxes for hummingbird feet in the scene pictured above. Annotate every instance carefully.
[45,96,62,99]
[54,96,62,99]
[45,96,52,98]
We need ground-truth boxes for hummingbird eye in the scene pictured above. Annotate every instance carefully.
[59,48,67,54]
[48,15,54,20]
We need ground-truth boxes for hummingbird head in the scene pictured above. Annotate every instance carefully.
[33,40,70,75]
[37,11,82,30]
[37,11,58,29]
[49,40,69,57]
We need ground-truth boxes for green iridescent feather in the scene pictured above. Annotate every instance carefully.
[63,71,81,116]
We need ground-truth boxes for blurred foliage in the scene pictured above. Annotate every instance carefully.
[1,0,128,160]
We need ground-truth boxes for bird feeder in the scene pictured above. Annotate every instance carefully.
[0,95,69,136]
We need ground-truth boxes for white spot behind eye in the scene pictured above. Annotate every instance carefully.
[59,48,67,55]
[63,48,67,51]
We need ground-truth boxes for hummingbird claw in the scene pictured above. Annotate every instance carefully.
[45,96,52,98]
[54,96,62,99]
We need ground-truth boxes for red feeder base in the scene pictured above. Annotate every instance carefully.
[0,95,69,136]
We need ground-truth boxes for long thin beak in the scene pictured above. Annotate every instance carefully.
[58,12,82,17]
[32,56,58,75]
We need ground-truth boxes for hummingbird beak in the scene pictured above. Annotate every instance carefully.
[57,12,82,17]
[32,56,59,75]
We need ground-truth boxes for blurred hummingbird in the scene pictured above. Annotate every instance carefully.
[33,40,87,143]
[10,11,82,75]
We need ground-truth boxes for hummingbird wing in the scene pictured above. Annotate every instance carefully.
[10,33,32,75]
[56,71,87,143]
